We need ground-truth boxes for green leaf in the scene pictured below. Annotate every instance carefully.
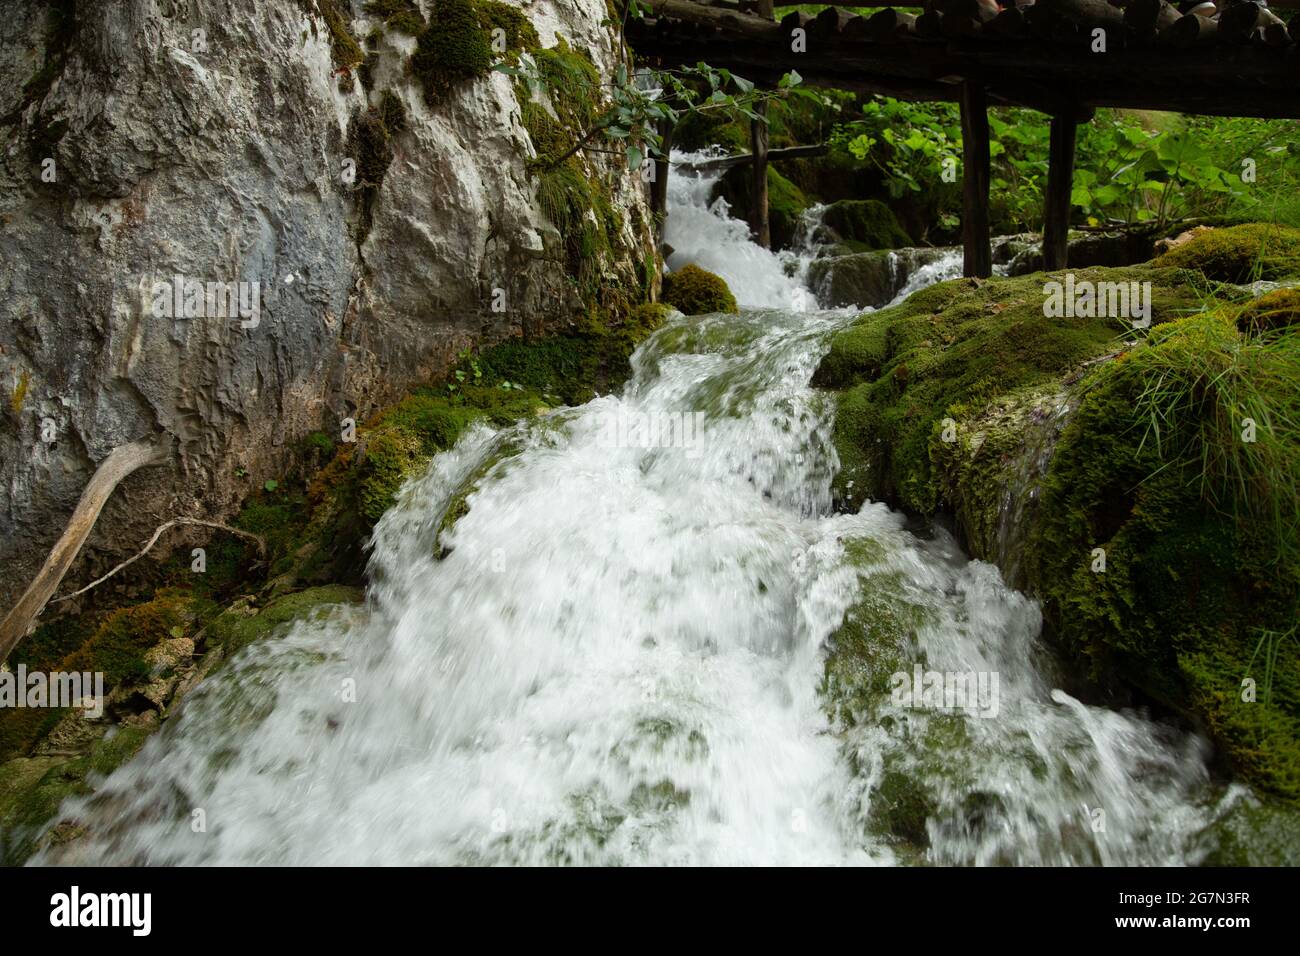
[264,479,279,492]
[627,144,643,171]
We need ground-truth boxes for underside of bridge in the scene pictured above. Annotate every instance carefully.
[629,0,1300,276]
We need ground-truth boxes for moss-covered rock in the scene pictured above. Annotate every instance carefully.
[1193,797,1300,866]
[1154,223,1300,283]
[661,264,738,315]
[0,726,153,865]
[819,267,1203,513]
[410,0,493,102]
[817,199,911,251]
[204,585,364,662]
[815,269,1300,804]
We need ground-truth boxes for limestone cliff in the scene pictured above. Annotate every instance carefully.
[0,0,654,609]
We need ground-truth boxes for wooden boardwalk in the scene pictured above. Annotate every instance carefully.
[629,0,1300,275]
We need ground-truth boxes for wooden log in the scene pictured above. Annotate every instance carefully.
[1043,112,1078,271]
[779,10,812,34]
[1261,17,1292,47]
[1123,0,1181,41]
[915,8,944,36]
[1218,1,1273,42]
[1160,12,1218,46]
[859,8,918,41]
[960,81,992,279]
[674,143,830,173]
[811,6,856,37]
[985,6,1029,38]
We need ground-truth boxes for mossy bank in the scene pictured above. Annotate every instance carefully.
[815,225,1300,847]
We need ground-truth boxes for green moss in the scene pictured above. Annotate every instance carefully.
[0,725,156,865]
[1194,798,1300,866]
[205,585,364,661]
[819,199,912,250]
[819,267,1202,512]
[1022,313,1300,800]
[62,593,194,689]
[1155,223,1300,283]
[661,264,738,315]
[365,0,425,35]
[346,92,407,241]
[817,267,1300,804]
[410,0,493,103]
[1234,287,1300,336]
[305,0,366,69]
[473,0,540,56]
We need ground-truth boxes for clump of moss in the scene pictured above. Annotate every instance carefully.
[204,585,363,660]
[818,267,1202,513]
[365,0,425,35]
[302,0,366,70]
[474,0,540,57]
[1234,287,1300,336]
[1155,223,1300,284]
[410,0,493,103]
[819,199,912,251]
[661,264,738,316]
[346,91,406,240]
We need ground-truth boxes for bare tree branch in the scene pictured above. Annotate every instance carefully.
[50,518,268,605]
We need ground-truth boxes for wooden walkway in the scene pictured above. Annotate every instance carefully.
[629,0,1300,275]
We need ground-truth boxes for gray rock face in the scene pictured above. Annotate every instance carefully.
[0,0,652,610]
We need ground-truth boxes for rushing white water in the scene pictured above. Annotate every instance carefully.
[37,172,1228,866]
[663,149,822,312]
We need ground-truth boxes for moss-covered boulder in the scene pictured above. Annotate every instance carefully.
[816,199,911,251]
[815,268,1300,805]
[662,264,738,315]
[1154,223,1300,283]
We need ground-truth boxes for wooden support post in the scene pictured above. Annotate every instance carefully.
[749,105,770,248]
[960,81,991,278]
[1043,112,1077,272]
[747,0,774,249]
[651,117,674,242]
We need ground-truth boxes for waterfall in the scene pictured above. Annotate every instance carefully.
[33,170,1227,867]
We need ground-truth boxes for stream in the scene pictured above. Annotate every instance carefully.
[36,155,1227,866]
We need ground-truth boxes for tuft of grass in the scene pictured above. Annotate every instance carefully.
[1130,310,1300,567]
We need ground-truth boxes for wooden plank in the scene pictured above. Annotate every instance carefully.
[674,143,829,173]
[1042,111,1078,271]
[960,81,992,279]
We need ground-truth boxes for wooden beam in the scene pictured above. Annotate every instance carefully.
[674,143,828,172]
[1043,111,1078,271]
[960,81,991,279]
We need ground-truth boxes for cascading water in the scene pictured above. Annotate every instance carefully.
[36,162,1231,866]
